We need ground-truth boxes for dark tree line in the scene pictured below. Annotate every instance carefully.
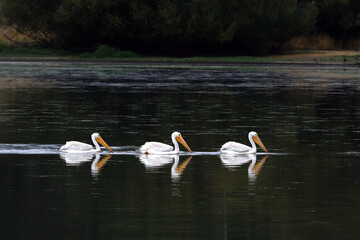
[1,0,359,55]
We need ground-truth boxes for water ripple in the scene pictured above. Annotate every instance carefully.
[0,144,286,156]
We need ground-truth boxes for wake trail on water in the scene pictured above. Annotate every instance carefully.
[0,144,288,155]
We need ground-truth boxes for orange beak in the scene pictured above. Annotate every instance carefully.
[252,135,268,153]
[175,134,192,153]
[95,135,114,153]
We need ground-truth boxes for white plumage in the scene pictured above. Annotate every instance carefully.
[220,131,268,154]
[139,131,192,155]
[60,133,113,153]
[220,141,252,154]
[139,142,174,153]
[60,141,94,152]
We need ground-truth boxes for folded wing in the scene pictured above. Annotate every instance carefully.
[220,141,251,153]
[139,142,174,153]
[60,141,93,152]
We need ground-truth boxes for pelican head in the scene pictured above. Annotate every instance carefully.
[92,133,114,153]
[249,131,268,153]
[172,131,192,153]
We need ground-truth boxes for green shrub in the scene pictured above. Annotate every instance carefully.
[79,45,139,58]
[1,0,318,55]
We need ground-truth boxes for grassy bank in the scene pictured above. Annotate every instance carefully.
[0,43,359,64]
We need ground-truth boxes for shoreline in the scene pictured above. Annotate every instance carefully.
[0,57,358,68]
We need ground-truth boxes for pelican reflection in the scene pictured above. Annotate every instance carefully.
[139,154,175,169]
[91,154,112,176]
[220,154,269,181]
[221,153,255,167]
[60,152,93,166]
[171,155,192,181]
[139,154,192,180]
[248,155,268,181]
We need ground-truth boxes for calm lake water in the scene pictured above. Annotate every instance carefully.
[1,61,360,239]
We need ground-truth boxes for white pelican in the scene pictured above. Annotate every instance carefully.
[220,131,268,154]
[139,131,192,154]
[60,133,114,153]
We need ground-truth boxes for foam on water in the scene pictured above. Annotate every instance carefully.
[0,144,61,154]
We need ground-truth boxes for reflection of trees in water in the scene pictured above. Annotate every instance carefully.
[293,83,360,153]
[0,79,53,88]
[1,66,360,156]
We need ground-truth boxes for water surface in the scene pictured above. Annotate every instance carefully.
[1,61,360,239]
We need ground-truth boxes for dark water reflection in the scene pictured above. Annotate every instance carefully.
[1,62,360,239]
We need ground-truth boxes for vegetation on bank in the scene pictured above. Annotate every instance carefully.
[0,43,359,64]
[0,0,316,55]
[2,0,360,57]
